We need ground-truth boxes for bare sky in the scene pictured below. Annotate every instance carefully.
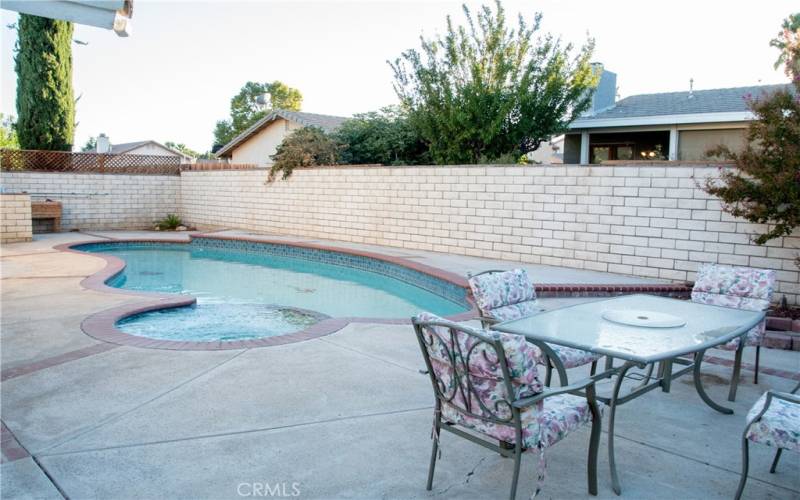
[1,0,796,153]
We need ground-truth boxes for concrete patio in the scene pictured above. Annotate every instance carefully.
[1,231,798,499]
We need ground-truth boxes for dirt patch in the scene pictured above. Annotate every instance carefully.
[682,372,728,386]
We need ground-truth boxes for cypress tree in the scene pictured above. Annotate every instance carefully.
[15,14,75,151]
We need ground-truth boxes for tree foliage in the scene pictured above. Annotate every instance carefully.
[334,106,429,165]
[81,136,96,152]
[213,81,302,149]
[15,14,75,151]
[389,0,597,164]
[164,141,199,158]
[0,114,19,149]
[268,127,340,182]
[704,13,800,249]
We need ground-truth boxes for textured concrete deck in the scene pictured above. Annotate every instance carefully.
[1,231,798,500]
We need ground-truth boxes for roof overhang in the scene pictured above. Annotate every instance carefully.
[215,111,282,158]
[569,111,753,130]
[2,1,133,37]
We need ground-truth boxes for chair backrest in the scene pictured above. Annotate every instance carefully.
[691,263,776,312]
[412,312,542,426]
[467,269,539,322]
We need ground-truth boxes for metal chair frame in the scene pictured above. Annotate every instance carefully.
[691,264,775,402]
[412,317,604,499]
[734,379,800,500]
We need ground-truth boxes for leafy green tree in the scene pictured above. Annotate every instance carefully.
[389,0,598,164]
[704,13,799,251]
[334,106,429,165]
[81,136,96,152]
[0,114,19,149]
[15,14,75,151]
[268,127,339,181]
[164,141,199,158]
[213,81,303,148]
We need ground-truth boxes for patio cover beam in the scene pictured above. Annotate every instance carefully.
[1,0,132,36]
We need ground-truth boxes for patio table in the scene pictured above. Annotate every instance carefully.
[493,294,765,495]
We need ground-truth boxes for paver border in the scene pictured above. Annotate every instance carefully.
[57,233,692,351]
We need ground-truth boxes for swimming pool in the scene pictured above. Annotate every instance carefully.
[75,237,470,344]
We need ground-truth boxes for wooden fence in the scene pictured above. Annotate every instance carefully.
[0,149,257,175]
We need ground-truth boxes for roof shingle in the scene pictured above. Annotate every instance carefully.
[583,84,793,120]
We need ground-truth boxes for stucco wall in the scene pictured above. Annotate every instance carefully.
[0,172,180,231]
[679,128,747,161]
[0,193,33,243]
[230,119,302,167]
[180,165,799,304]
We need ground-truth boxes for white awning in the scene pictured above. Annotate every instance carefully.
[1,1,133,37]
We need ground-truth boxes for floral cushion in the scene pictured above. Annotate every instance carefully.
[535,394,598,448]
[468,269,538,314]
[549,344,602,369]
[691,264,775,350]
[488,301,543,322]
[468,269,599,369]
[715,323,765,351]
[416,313,597,451]
[745,392,800,452]
[415,311,542,400]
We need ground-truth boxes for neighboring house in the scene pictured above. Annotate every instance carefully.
[105,140,195,163]
[527,135,564,164]
[564,65,792,164]
[215,110,349,167]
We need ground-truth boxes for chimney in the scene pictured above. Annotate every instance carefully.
[96,133,110,154]
[587,63,617,115]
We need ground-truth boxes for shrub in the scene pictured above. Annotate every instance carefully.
[155,214,183,230]
[334,106,429,165]
[268,127,340,181]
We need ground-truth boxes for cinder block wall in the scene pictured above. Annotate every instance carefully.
[180,165,800,304]
[0,172,180,231]
[0,193,33,243]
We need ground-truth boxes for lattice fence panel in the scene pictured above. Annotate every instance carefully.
[0,149,183,175]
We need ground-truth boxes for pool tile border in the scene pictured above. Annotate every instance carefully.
[56,234,691,351]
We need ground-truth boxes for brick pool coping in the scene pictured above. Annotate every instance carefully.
[56,234,692,351]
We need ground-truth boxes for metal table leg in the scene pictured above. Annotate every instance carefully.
[608,362,634,495]
[693,349,734,415]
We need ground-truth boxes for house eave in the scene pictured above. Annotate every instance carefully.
[2,0,133,36]
[569,111,754,130]
[215,111,281,158]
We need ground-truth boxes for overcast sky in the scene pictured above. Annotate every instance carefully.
[1,0,796,153]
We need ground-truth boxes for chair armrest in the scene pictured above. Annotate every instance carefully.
[512,369,615,408]
[771,390,800,406]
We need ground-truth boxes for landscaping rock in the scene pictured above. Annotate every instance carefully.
[176,226,187,231]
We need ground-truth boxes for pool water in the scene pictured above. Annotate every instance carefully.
[116,303,324,342]
[81,242,468,342]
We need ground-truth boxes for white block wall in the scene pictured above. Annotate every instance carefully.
[0,172,180,231]
[0,193,33,243]
[180,165,800,304]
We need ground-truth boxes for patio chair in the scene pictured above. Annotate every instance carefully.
[691,263,776,401]
[412,312,603,499]
[734,380,800,500]
[467,269,601,386]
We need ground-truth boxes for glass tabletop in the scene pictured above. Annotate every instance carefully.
[493,294,765,364]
